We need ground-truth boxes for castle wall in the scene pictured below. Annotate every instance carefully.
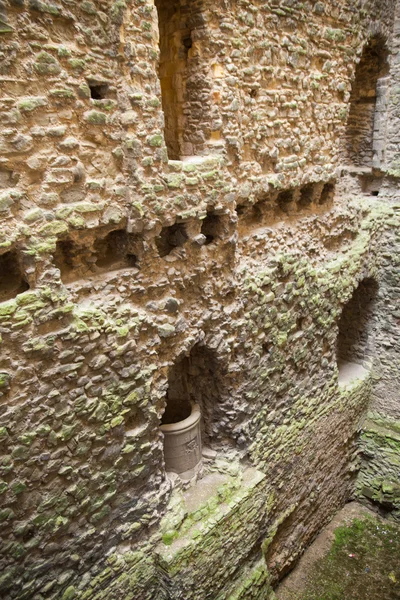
[0,0,398,598]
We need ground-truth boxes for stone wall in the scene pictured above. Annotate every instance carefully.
[0,0,398,598]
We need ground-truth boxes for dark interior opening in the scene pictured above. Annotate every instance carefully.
[319,182,335,205]
[277,190,294,213]
[201,211,223,245]
[155,0,190,159]
[298,184,315,208]
[337,278,378,367]
[346,36,389,167]
[88,81,109,100]
[156,223,188,257]
[161,344,221,445]
[0,250,29,302]
[94,230,137,270]
[155,0,210,159]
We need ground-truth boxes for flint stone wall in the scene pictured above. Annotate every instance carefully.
[0,0,398,598]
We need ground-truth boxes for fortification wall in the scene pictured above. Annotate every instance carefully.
[0,0,398,598]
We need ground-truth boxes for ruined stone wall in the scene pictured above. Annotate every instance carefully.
[0,0,398,598]
[353,0,400,524]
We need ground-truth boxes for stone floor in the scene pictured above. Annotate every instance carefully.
[275,502,400,600]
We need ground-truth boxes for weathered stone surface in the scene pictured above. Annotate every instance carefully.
[0,0,397,598]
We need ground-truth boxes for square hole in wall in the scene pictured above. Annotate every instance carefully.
[277,190,294,213]
[87,80,109,100]
[298,183,315,208]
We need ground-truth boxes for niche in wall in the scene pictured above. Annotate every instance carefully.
[156,223,188,257]
[154,0,210,159]
[0,250,29,302]
[54,239,90,283]
[55,229,139,283]
[337,278,378,385]
[277,189,295,214]
[346,36,389,168]
[201,210,224,245]
[94,230,138,270]
[319,182,335,205]
[297,183,316,208]
[165,344,221,444]
[87,79,110,100]
[160,344,222,476]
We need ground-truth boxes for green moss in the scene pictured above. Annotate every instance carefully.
[148,134,164,147]
[81,1,97,14]
[17,96,48,112]
[68,58,86,72]
[162,530,178,545]
[0,300,16,317]
[295,515,400,600]
[50,88,74,98]
[84,110,107,125]
[34,51,61,75]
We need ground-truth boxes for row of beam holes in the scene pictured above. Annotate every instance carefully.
[0,182,329,299]
[236,182,335,222]
[0,183,330,300]
[55,230,138,284]
[55,210,223,283]
[0,209,224,300]
[156,211,223,257]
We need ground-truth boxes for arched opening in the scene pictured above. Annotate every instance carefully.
[154,0,211,159]
[337,278,378,385]
[161,344,223,475]
[346,36,389,168]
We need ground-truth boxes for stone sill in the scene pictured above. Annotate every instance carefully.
[337,360,370,389]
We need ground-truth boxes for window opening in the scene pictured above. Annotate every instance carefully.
[337,278,378,385]
[346,36,389,168]
[155,0,211,159]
